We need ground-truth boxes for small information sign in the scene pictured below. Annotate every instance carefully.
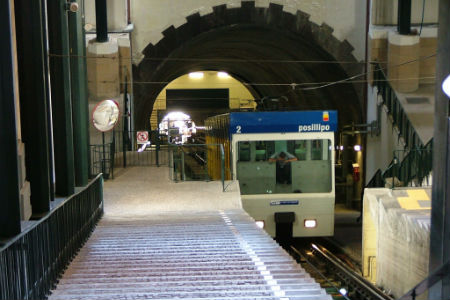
[136,131,149,144]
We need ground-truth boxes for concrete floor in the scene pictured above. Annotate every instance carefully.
[103,166,242,219]
[104,166,363,268]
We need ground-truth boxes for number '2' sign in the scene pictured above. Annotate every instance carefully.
[236,125,241,133]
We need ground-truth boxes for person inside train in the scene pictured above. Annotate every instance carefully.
[268,151,297,184]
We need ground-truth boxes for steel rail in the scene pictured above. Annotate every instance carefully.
[290,244,394,300]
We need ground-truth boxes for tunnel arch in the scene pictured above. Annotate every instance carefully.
[133,2,364,130]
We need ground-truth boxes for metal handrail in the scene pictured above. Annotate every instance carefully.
[397,261,450,300]
[373,63,425,150]
[366,169,384,188]
[0,174,104,299]
[168,143,227,191]
[366,138,433,189]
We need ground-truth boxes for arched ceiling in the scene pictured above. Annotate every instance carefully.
[133,3,364,130]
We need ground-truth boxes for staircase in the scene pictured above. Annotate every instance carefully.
[49,211,332,300]
[368,65,434,188]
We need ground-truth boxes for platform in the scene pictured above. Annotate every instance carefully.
[362,187,431,298]
[49,166,332,299]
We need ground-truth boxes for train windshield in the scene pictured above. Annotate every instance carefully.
[236,139,332,195]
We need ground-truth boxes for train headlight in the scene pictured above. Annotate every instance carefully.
[442,75,450,97]
[255,221,265,229]
[304,219,317,228]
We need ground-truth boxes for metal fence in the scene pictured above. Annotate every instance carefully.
[90,143,114,179]
[111,130,168,168]
[89,131,170,180]
[0,174,104,300]
[366,139,433,189]
[168,144,226,191]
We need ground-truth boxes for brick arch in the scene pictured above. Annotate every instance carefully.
[134,2,363,130]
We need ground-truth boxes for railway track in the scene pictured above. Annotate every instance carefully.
[289,243,394,300]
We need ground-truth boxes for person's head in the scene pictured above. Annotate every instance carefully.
[279,152,286,159]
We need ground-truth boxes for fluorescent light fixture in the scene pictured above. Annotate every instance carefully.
[217,71,230,78]
[443,75,450,97]
[255,221,265,229]
[304,219,317,228]
[354,145,362,152]
[339,288,348,296]
[189,72,204,79]
[338,145,344,151]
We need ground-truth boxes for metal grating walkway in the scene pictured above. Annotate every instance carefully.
[50,210,331,300]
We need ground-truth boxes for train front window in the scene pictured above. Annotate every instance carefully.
[236,139,332,195]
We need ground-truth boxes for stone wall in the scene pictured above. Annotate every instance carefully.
[130,0,367,61]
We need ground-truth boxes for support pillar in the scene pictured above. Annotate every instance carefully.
[95,0,108,42]
[69,0,90,187]
[397,0,411,35]
[429,1,450,299]
[48,0,75,196]
[387,32,420,93]
[14,0,52,214]
[0,0,21,237]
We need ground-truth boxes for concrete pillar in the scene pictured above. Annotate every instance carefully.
[0,0,22,237]
[10,0,31,221]
[387,32,420,92]
[48,0,75,197]
[429,0,450,299]
[118,37,132,94]
[15,0,53,215]
[87,40,120,101]
[69,1,90,187]
[419,29,438,85]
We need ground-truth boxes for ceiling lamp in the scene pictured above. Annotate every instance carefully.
[189,72,204,79]
[217,72,230,79]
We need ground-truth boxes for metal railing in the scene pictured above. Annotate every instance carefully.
[366,139,433,189]
[169,143,227,191]
[0,174,103,300]
[90,143,114,179]
[397,261,450,300]
[366,169,384,188]
[393,140,433,187]
[90,131,170,180]
[373,63,424,150]
[112,130,168,168]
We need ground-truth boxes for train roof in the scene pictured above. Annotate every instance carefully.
[229,111,337,134]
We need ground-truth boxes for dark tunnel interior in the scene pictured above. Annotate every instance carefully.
[133,4,364,130]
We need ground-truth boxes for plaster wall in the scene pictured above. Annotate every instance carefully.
[371,0,439,26]
[84,0,128,31]
[129,0,367,61]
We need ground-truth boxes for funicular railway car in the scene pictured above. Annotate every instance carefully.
[206,111,337,238]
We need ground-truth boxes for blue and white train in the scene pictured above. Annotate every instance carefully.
[207,111,337,238]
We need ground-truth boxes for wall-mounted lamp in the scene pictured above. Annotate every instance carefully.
[442,75,450,98]
[354,145,362,152]
[189,72,204,79]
